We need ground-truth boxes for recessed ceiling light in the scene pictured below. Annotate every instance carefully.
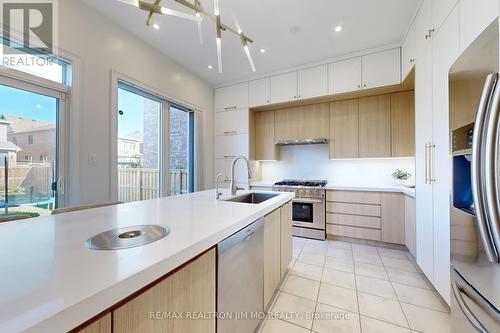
[208,65,213,70]
[335,25,342,32]
[259,48,266,54]
[153,23,160,30]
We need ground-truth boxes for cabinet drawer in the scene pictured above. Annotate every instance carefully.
[215,83,249,112]
[327,224,381,241]
[215,109,249,135]
[326,190,381,204]
[327,213,381,229]
[326,202,381,217]
[214,134,249,159]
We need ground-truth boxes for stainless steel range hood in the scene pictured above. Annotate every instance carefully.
[275,138,329,146]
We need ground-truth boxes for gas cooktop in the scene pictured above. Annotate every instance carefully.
[274,180,327,187]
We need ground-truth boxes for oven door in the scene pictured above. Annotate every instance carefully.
[292,198,325,230]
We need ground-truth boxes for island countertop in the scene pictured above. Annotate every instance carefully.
[0,189,294,333]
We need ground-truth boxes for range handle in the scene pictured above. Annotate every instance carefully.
[471,73,499,262]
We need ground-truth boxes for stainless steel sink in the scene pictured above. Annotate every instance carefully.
[223,192,279,204]
[85,225,170,250]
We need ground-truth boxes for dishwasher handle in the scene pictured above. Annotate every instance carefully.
[218,218,264,254]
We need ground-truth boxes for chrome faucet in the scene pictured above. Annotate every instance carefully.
[216,173,223,200]
[230,155,252,196]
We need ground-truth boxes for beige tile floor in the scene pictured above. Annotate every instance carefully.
[260,237,451,333]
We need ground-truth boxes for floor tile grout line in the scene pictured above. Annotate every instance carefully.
[352,252,363,333]
[310,239,329,332]
[378,246,413,330]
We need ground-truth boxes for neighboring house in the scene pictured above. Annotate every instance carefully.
[3,114,55,164]
[117,131,143,166]
[0,119,21,166]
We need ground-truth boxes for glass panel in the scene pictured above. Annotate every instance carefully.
[0,84,58,219]
[293,202,314,223]
[169,105,193,195]
[117,85,161,203]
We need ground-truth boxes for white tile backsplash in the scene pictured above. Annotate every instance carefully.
[260,145,415,186]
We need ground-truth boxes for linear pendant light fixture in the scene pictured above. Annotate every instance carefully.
[117,0,256,73]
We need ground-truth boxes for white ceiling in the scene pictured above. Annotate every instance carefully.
[82,0,420,85]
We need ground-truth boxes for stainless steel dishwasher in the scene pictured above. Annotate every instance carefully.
[217,218,264,333]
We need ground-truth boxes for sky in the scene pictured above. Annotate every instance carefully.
[118,88,162,136]
[0,84,57,122]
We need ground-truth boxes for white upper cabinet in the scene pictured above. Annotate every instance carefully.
[432,0,458,32]
[402,22,417,80]
[249,78,271,107]
[214,82,249,112]
[215,109,249,136]
[214,134,249,159]
[297,65,328,100]
[362,48,401,89]
[328,57,362,94]
[415,0,433,57]
[459,0,499,52]
[270,72,298,104]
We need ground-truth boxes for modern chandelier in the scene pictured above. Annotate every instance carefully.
[118,0,256,73]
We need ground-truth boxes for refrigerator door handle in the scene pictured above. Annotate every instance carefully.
[484,76,500,262]
[471,73,499,262]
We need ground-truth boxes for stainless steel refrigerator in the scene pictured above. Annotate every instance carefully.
[449,19,500,332]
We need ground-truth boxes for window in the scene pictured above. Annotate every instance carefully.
[12,137,16,144]
[25,155,32,163]
[117,82,161,203]
[169,104,194,195]
[28,135,33,145]
[40,155,48,163]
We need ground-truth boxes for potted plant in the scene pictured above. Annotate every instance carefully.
[392,169,412,187]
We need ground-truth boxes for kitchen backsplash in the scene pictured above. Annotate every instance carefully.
[259,145,415,186]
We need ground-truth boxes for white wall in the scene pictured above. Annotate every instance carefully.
[260,145,415,186]
[58,0,214,205]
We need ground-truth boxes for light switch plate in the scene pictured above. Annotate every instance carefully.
[88,153,97,166]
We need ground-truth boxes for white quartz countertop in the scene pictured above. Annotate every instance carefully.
[251,182,416,198]
[0,189,294,333]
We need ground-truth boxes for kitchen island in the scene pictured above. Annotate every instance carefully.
[0,189,294,333]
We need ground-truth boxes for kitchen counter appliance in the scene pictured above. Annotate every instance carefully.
[273,180,326,240]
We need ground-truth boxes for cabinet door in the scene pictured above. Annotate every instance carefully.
[280,201,292,277]
[214,134,249,159]
[459,0,499,52]
[215,82,249,112]
[113,249,216,333]
[415,41,434,283]
[275,104,329,141]
[402,22,416,80]
[391,91,415,157]
[254,111,279,161]
[431,6,459,305]
[328,57,362,94]
[405,196,417,257]
[249,78,271,107]
[76,314,111,333]
[381,193,405,244]
[415,0,432,58]
[270,72,298,104]
[298,65,328,99]
[215,109,249,136]
[432,0,458,32]
[358,95,391,157]
[264,209,281,307]
[215,158,249,186]
[362,49,401,89]
[329,99,359,159]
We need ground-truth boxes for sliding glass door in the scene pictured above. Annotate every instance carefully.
[117,83,162,203]
[169,104,194,195]
[0,76,65,218]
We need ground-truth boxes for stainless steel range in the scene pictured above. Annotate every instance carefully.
[273,180,326,240]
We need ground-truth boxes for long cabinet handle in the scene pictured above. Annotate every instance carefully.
[429,143,436,183]
[224,106,237,111]
[223,131,237,135]
[483,74,500,260]
[424,143,430,184]
[471,73,499,262]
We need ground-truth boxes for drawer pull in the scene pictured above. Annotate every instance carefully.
[223,155,236,159]
[224,106,237,111]
[223,131,237,135]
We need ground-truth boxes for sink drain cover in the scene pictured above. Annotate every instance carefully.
[85,225,170,250]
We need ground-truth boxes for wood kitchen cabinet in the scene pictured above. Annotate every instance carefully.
[264,209,281,307]
[391,91,415,157]
[254,111,279,161]
[358,95,391,157]
[75,314,111,333]
[329,99,359,159]
[280,201,292,277]
[405,195,416,257]
[275,103,329,142]
[113,249,216,333]
[381,193,405,244]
